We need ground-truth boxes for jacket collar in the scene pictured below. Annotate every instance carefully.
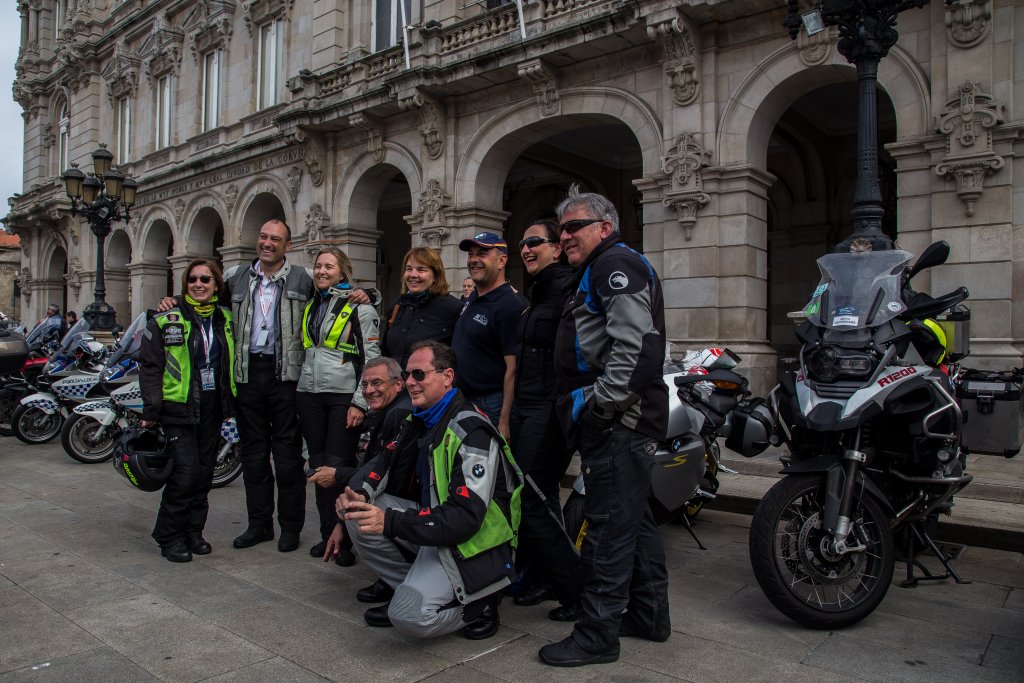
[570,232,621,289]
[250,258,291,282]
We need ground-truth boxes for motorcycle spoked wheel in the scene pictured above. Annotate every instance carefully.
[562,491,587,552]
[11,403,63,445]
[212,443,242,488]
[60,413,116,463]
[685,444,721,519]
[748,474,895,629]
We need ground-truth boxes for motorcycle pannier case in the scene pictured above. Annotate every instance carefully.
[0,330,28,375]
[957,369,1023,457]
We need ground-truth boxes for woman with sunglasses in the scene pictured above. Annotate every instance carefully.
[509,219,583,619]
[381,247,462,368]
[297,248,380,565]
[139,259,236,563]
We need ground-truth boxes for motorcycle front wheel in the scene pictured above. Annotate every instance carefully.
[748,474,894,629]
[212,443,242,488]
[61,413,116,463]
[11,404,62,445]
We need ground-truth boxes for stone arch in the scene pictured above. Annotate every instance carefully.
[183,204,225,258]
[235,178,292,247]
[332,143,422,229]
[140,218,174,262]
[454,87,664,210]
[718,43,930,168]
[107,228,132,267]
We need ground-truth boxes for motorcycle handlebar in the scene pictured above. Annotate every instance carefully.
[904,286,969,320]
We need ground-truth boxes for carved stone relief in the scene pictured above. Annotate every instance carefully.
[398,92,445,160]
[944,0,991,49]
[65,257,82,294]
[184,1,236,64]
[225,184,239,217]
[417,179,451,228]
[517,59,560,117]
[647,16,700,106]
[141,13,185,82]
[244,0,295,37]
[173,197,186,223]
[101,41,141,104]
[935,81,1005,216]
[661,132,712,240]
[286,166,303,203]
[797,25,837,66]
[418,228,448,249]
[305,203,328,242]
[349,113,385,163]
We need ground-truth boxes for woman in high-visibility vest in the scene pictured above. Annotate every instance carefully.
[138,258,236,563]
[297,247,380,565]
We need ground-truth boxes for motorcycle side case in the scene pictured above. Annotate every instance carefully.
[650,433,707,524]
[957,369,1023,457]
[0,331,29,375]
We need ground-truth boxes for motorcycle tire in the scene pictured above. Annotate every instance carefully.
[11,403,63,445]
[562,491,587,552]
[211,443,242,488]
[60,413,116,463]
[748,474,894,629]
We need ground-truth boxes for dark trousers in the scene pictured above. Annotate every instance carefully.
[295,390,361,541]
[235,359,305,533]
[510,399,583,605]
[152,392,221,546]
[572,423,670,653]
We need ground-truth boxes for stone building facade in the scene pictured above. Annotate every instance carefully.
[4,0,1022,393]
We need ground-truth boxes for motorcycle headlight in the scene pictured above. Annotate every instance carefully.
[806,346,876,382]
[807,346,839,382]
[837,355,873,377]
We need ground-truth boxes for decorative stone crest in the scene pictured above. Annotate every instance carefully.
[305,203,329,242]
[797,25,836,66]
[944,0,991,49]
[663,195,710,241]
[398,92,444,160]
[935,81,1005,217]
[285,166,303,203]
[418,228,448,249]
[20,266,32,304]
[417,180,451,227]
[647,16,700,106]
[661,132,712,240]
[173,197,187,223]
[65,257,83,294]
[244,0,294,36]
[101,42,141,104]
[184,0,236,64]
[304,135,325,186]
[225,184,239,216]
[141,13,185,82]
[349,113,385,163]
[69,225,79,247]
[517,59,560,117]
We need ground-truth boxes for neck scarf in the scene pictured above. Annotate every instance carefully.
[185,293,218,318]
[413,387,457,429]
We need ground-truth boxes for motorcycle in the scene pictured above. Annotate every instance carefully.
[749,241,972,629]
[562,348,774,550]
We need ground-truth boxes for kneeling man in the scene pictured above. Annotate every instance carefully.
[340,341,522,640]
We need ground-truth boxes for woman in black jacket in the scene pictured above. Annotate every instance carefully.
[381,246,462,367]
[139,258,235,563]
[509,218,583,619]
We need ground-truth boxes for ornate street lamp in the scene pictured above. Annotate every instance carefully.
[62,144,139,330]
[785,0,927,252]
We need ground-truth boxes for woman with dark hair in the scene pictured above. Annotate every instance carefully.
[139,258,236,563]
[297,247,380,565]
[381,246,462,367]
[509,218,583,619]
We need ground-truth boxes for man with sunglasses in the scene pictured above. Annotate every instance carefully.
[338,341,523,641]
[540,185,670,667]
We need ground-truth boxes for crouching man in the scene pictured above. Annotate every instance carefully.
[339,340,523,640]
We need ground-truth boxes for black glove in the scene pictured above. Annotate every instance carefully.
[578,405,614,456]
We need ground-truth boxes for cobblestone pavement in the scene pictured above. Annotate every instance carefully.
[1,440,1021,682]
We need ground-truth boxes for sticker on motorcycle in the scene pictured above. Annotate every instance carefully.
[832,315,859,327]
[803,301,820,315]
[812,283,827,297]
[886,301,903,312]
[837,306,857,315]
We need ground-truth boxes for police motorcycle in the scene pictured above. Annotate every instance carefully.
[748,241,972,629]
[562,347,774,550]
[0,318,54,437]
[76,314,243,486]
[10,319,106,444]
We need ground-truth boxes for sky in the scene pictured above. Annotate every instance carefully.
[1,6,23,218]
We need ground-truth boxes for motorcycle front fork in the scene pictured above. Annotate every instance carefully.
[824,430,869,556]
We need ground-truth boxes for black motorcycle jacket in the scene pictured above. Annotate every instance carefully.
[381,292,462,368]
[515,263,574,403]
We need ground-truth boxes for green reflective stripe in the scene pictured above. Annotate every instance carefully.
[302,298,357,353]
[156,311,191,404]
[301,300,314,349]
[223,310,237,397]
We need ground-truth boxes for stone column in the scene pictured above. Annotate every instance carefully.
[218,245,256,274]
[433,205,510,290]
[128,262,172,318]
[166,255,199,299]
[105,268,130,326]
[321,223,383,290]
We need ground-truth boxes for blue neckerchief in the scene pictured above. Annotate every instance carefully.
[414,387,458,429]
[318,279,352,296]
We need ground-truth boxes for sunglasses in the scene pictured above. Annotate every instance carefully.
[519,236,557,249]
[188,275,214,284]
[401,368,442,382]
[559,218,605,234]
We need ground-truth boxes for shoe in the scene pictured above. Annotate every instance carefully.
[463,604,500,640]
[187,537,212,555]
[278,530,300,552]
[514,585,555,606]
[538,636,618,667]
[233,527,274,549]
[548,603,581,622]
[364,603,393,627]
[357,579,395,604]
[160,541,193,563]
[334,547,356,567]
[310,540,327,558]
[619,617,671,642]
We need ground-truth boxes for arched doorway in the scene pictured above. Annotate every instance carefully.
[240,192,287,251]
[133,219,175,313]
[46,244,68,319]
[106,229,132,324]
[186,206,226,269]
[375,172,412,308]
[766,82,897,363]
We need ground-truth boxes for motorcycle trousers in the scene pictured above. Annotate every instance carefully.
[572,422,671,653]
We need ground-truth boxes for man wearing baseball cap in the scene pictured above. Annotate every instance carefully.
[451,231,526,439]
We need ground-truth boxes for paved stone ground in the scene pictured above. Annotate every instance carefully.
[1,440,1022,682]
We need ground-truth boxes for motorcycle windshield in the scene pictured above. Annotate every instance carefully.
[103,313,147,370]
[25,317,61,346]
[802,250,913,330]
[54,319,93,356]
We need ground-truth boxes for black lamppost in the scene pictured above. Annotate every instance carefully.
[62,144,139,331]
[785,0,927,252]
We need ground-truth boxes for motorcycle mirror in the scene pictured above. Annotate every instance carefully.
[906,241,950,280]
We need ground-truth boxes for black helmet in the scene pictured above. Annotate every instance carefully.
[113,428,171,492]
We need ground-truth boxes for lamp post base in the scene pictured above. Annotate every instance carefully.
[82,301,117,332]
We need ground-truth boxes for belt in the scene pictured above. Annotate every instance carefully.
[250,352,276,362]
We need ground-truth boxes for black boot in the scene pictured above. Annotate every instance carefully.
[161,541,193,563]
[538,636,618,667]
[463,603,500,640]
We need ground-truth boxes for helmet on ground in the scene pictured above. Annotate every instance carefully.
[113,428,171,492]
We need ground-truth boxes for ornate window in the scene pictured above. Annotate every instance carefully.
[57,104,70,174]
[373,0,413,52]
[156,75,173,149]
[257,19,283,109]
[201,50,221,131]
[116,96,132,161]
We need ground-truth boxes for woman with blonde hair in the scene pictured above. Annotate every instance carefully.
[380,246,462,367]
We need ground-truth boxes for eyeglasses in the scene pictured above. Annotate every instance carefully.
[188,275,214,284]
[559,218,605,234]
[518,236,557,249]
[401,368,442,382]
[359,378,391,391]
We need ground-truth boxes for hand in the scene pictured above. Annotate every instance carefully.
[323,523,344,561]
[348,289,370,305]
[309,466,337,488]
[140,419,158,429]
[578,406,614,455]
[346,406,365,429]
[157,296,178,312]
[336,486,366,518]
[498,417,511,442]
[343,500,385,534]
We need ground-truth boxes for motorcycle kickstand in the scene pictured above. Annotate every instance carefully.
[899,521,971,588]
[678,513,706,551]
